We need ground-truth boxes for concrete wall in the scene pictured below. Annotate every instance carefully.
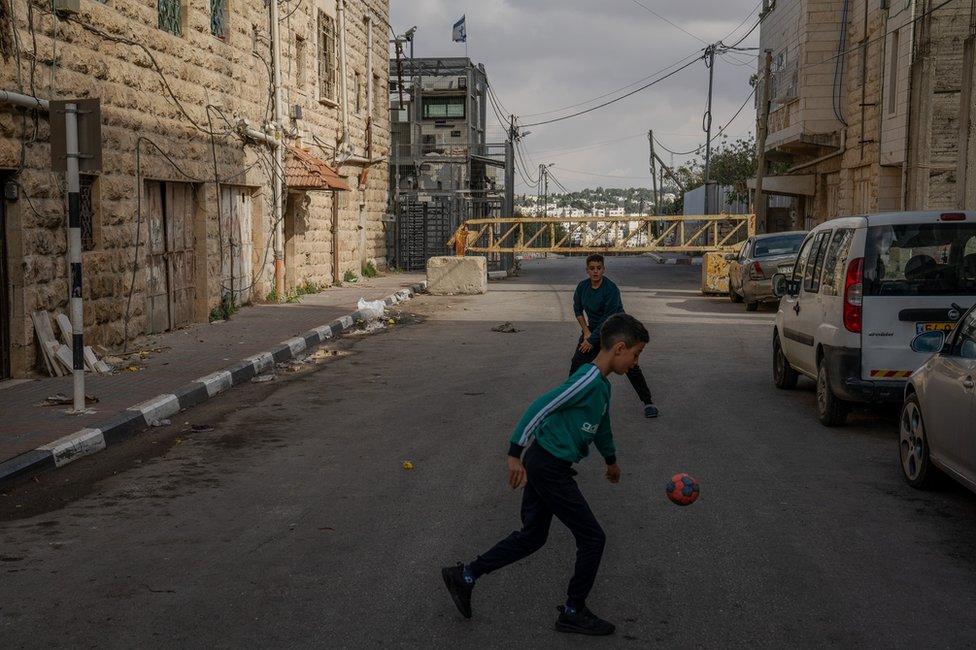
[762,0,846,149]
[0,0,390,376]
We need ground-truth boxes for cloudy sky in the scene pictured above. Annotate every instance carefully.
[389,0,761,191]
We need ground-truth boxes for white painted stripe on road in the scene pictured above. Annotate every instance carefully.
[245,352,275,373]
[313,325,333,340]
[196,370,233,397]
[283,337,306,356]
[130,393,180,422]
[39,428,106,467]
[518,366,599,446]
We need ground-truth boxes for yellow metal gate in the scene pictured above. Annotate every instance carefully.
[450,214,755,255]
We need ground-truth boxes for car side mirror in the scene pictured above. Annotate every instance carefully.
[911,330,947,354]
[724,253,736,262]
[772,273,788,298]
[772,273,800,298]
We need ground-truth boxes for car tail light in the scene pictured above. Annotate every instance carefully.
[940,212,966,221]
[749,261,765,280]
[844,257,864,333]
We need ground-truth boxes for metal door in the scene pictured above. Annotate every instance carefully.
[146,181,197,334]
[0,184,9,380]
[220,187,254,305]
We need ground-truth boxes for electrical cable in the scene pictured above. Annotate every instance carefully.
[625,0,708,44]
[521,56,702,128]
[518,49,704,119]
[555,167,652,180]
[720,1,762,45]
[66,16,234,138]
[654,84,756,157]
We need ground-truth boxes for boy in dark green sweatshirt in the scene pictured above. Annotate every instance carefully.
[441,313,650,636]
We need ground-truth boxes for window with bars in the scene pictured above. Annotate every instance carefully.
[158,0,183,36]
[80,175,97,252]
[355,73,363,114]
[211,0,228,39]
[296,35,307,87]
[317,11,337,103]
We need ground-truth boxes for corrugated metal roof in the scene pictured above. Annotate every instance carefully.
[285,145,350,191]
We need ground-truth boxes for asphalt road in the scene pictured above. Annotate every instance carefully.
[2,256,976,648]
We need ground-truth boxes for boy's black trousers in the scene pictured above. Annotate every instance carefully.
[570,335,654,404]
[467,443,606,609]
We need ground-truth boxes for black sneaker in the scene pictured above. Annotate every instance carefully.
[644,403,660,418]
[441,563,473,619]
[554,605,615,636]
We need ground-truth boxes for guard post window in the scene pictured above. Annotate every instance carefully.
[317,11,337,103]
[422,96,466,120]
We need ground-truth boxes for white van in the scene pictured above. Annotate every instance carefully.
[770,211,976,426]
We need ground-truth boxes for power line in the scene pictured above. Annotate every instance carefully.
[653,84,757,156]
[625,0,708,44]
[556,167,652,180]
[720,1,762,45]
[519,49,704,119]
[521,56,702,128]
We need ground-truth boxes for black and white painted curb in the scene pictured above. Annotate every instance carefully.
[0,282,426,486]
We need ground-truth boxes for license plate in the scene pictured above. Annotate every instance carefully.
[915,321,955,334]
[777,265,793,275]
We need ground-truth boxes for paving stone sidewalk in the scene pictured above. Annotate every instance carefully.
[0,273,424,473]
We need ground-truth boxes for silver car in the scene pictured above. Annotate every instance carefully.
[727,231,807,311]
[900,304,976,493]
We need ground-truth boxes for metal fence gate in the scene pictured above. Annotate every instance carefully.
[395,195,457,271]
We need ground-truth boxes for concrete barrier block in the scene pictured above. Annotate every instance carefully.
[426,256,488,295]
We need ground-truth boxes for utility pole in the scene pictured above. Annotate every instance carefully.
[504,115,515,218]
[755,49,773,233]
[648,130,659,215]
[703,43,717,215]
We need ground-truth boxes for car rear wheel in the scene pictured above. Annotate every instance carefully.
[816,361,848,427]
[729,284,742,303]
[772,334,799,389]
[900,394,934,488]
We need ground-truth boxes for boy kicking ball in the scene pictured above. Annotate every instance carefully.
[571,254,659,419]
[442,313,649,636]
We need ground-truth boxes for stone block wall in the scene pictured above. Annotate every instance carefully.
[0,0,391,376]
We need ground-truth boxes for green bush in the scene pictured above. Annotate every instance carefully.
[362,261,379,278]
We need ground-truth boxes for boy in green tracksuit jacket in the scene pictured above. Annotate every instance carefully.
[441,313,650,636]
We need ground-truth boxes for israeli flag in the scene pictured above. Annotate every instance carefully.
[452,15,466,43]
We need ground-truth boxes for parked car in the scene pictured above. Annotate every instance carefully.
[770,210,976,426]
[900,304,976,493]
[727,231,807,311]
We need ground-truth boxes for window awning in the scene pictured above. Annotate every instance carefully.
[285,145,350,191]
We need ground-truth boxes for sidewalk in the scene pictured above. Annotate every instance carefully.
[0,272,425,482]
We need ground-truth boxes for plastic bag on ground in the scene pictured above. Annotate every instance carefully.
[357,298,386,321]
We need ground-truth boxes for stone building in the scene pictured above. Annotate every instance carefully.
[0,0,391,378]
[755,0,976,226]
